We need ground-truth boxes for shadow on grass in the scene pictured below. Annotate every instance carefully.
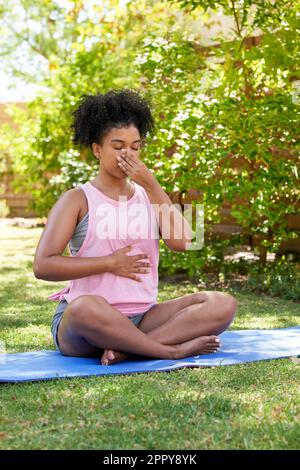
[0,267,21,274]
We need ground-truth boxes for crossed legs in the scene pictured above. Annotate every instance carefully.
[57,291,237,362]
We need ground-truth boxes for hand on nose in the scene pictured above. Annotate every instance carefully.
[121,148,135,161]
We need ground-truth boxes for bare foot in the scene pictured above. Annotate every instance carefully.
[101,348,131,365]
[175,335,221,359]
[101,336,221,365]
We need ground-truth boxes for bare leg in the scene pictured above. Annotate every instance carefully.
[101,292,236,364]
[58,295,220,361]
[147,292,236,344]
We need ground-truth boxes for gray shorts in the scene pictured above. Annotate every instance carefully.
[51,299,153,352]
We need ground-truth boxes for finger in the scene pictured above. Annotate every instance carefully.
[121,148,138,161]
[120,149,133,160]
[134,267,151,273]
[135,261,152,267]
[133,261,150,267]
[135,260,152,268]
[117,157,127,168]
[119,158,132,173]
[120,148,137,164]
[134,254,150,261]
[117,160,129,173]
[120,154,135,167]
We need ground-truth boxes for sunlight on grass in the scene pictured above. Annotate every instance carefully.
[0,224,299,450]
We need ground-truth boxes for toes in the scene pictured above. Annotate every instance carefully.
[209,337,221,347]
[203,349,219,354]
[101,350,129,365]
[207,345,221,351]
[203,343,221,353]
[101,349,114,365]
[107,350,115,361]
[103,349,115,360]
[101,352,107,364]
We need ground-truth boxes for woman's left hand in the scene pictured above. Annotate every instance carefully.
[117,149,156,190]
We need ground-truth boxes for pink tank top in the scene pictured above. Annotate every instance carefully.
[47,180,160,316]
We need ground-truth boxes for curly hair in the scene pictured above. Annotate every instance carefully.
[71,88,155,149]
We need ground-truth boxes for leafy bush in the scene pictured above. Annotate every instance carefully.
[158,237,232,278]
[246,258,300,301]
[1,0,299,274]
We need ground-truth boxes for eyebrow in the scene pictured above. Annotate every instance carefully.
[110,139,142,143]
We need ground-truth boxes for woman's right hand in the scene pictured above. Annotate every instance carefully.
[108,245,152,282]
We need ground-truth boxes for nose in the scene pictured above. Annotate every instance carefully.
[120,147,139,158]
[120,147,134,157]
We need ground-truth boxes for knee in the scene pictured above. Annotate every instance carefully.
[202,291,237,325]
[64,295,109,330]
[218,292,237,325]
[196,290,237,326]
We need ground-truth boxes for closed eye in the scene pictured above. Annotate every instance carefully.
[113,147,140,151]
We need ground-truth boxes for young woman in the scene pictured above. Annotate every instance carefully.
[33,88,237,366]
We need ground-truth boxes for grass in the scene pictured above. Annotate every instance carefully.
[0,223,299,450]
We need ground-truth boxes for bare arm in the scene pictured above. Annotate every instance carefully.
[144,180,193,252]
[33,188,113,281]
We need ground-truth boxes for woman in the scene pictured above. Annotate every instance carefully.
[33,88,237,365]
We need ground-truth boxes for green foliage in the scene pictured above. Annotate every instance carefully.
[2,0,189,213]
[135,0,300,265]
[1,224,300,450]
[246,258,300,301]
[0,0,299,272]
[158,237,233,278]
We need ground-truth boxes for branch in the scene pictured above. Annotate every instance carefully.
[230,0,242,37]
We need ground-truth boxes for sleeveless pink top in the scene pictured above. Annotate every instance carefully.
[47,181,160,317]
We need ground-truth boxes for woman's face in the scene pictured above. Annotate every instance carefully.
[92,124,142,179]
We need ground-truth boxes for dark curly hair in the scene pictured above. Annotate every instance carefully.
[71,88,155,151]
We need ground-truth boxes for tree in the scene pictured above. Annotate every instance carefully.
[1,0,299,269]
[136,0,300,265]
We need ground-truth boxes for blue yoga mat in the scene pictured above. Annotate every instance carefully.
[1,327,299,383]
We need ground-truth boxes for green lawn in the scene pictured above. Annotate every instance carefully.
[0,224,299,450]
